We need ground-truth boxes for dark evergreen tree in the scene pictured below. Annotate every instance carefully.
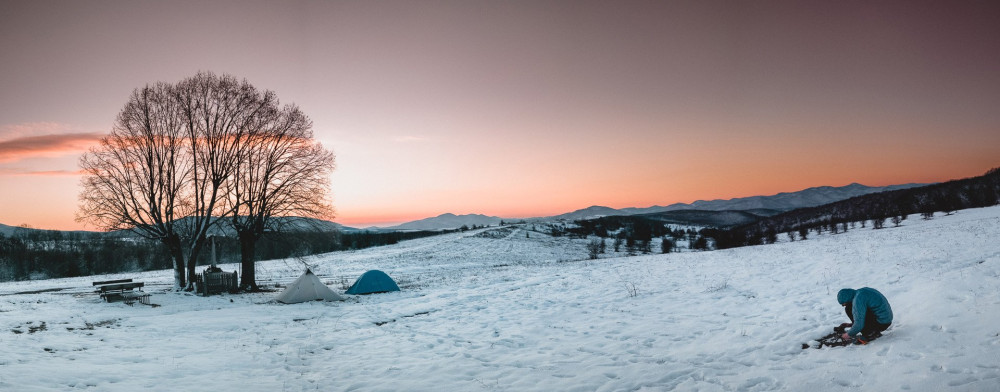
[661,237,674,253]
[764,228,778,244]
[872,217,886,229]
[693,236,709,250]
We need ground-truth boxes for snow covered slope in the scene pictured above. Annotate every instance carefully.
[2,207,999,391]
[382,212,502,231]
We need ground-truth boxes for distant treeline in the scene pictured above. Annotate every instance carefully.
[560,215,684,240]
[548,215,710,254]
[0,229,451,282]
[706,167,1000,249]
[0,232,171,281]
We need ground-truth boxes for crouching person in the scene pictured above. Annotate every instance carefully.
[837,287,893,344]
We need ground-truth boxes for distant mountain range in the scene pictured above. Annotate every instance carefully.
[381,213,502,231]
[0,223,96,237]
[364,182,930,231]
[546,183,928,222]
[0,223,22,236]
[0,182,930,235]
[0,217,359,238]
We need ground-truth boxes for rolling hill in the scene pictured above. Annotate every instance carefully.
[382,213,502,231]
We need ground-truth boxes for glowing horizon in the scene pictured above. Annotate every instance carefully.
[3,163,985,232]
[2,1,999,231]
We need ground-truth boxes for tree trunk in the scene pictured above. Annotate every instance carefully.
[185,239,205,291]
[165,234,186,290]
[238,231,259,291]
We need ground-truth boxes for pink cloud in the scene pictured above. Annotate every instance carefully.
[0,122,70,138]
[0,168,86,177]
[0,132,105,162]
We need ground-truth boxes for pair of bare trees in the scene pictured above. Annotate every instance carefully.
[78,72,334,291]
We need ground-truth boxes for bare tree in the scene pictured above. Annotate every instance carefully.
[173,72,273,289]
[587,238,601,259]
[226,104,335,291]
[79,72,306,290]
[79,82,191,289]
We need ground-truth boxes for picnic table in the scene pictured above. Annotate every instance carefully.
[93,279,150,306]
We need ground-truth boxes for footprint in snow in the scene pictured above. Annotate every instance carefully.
[947,377,979,387]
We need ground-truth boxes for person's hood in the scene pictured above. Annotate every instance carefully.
[837,288,856,304]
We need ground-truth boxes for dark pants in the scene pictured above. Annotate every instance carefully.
[845,303,891,337]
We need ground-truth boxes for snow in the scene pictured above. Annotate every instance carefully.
[2,207,1000,391]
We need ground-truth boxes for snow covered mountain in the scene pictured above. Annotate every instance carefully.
[0,223,99,237]
[660,182,928,213]
[264,216,359,232]
[382,213,502,231]
[550,182,929,220]
[635,182,929,214]
[545,205,624,221]
[0,223,19,236]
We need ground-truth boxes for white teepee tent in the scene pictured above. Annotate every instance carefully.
[275,269,346,304]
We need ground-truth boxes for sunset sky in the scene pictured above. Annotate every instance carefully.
[1,0,999,230]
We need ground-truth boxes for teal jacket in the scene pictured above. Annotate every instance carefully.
[841,287,893,337]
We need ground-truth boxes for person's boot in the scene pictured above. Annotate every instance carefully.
[856,331,882,344]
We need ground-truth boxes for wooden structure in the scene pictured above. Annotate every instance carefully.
[93,279,150,306]
[195,270,238,296]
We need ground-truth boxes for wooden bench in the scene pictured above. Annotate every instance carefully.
[93,279,149,305]
[92,279,133,287]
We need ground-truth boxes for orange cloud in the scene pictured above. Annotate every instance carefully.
[0,132,105,162]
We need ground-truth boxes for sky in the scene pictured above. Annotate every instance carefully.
[1,0,999,230]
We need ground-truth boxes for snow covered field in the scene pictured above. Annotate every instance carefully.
[2,207,1000,391]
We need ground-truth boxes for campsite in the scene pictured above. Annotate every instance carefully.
[4,1,1000,390]
[3,206,1000,391]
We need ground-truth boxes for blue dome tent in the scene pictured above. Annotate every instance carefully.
[345,270,400,295]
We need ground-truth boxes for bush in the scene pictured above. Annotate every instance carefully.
[587,239,602,259]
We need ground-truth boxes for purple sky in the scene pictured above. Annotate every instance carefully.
[1,0,999,230]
